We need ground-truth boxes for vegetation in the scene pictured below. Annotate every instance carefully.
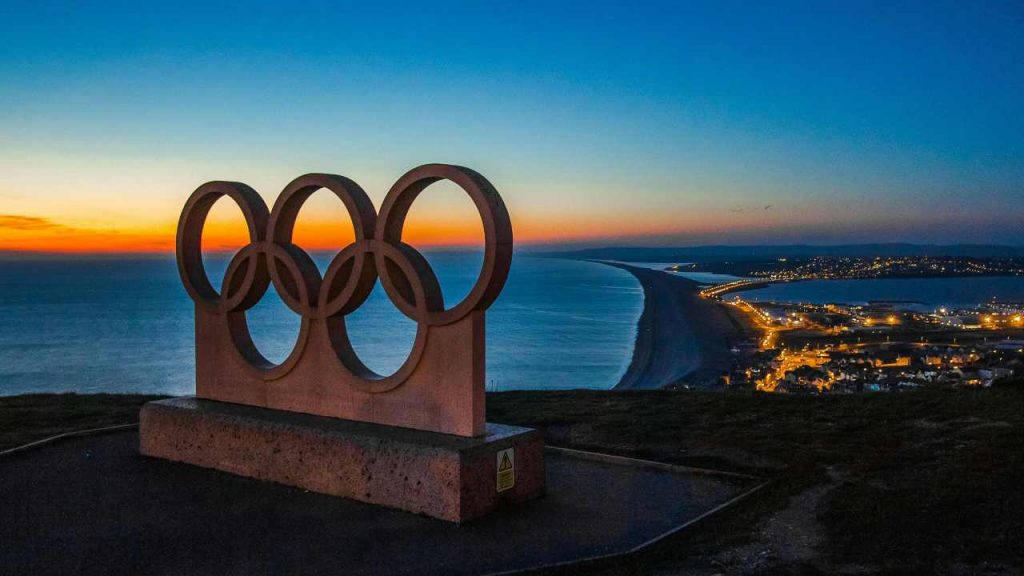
[3,388,1022,574]
[489,386,1024,574]
[0,393,165,451]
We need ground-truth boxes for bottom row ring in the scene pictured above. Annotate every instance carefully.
[221,308,429,394]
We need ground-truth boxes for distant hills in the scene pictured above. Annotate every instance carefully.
[531,244,1024,262]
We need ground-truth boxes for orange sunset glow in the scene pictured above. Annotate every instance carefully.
[1,186,737,253]
[0,217,685,254]
[0,205,918,254]
[0,208,786,254]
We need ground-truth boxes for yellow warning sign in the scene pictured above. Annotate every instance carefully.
[496,448,515,492]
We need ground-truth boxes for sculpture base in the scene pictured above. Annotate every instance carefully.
[139,397,544,523]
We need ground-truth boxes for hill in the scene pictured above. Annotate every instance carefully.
[4,387,1023,574]
[534,243,1024,262]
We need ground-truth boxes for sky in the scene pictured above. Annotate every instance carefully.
[1,0,1023,253]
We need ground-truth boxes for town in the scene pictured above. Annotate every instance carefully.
[676,255,1024,281]
[705,292,1024,393]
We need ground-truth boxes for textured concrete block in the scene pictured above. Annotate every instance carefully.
[139,397,544,522]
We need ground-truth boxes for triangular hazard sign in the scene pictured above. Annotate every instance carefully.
[498,452,513,472]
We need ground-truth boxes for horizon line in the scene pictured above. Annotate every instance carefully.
[5,240,1024,259]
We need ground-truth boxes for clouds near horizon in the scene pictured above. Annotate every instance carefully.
[0,215,66,231]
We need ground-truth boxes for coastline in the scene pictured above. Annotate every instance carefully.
[599,262,744,390]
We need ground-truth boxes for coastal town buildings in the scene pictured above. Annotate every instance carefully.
[703,287,1023,394]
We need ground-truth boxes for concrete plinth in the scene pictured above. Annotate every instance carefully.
[139,397,544,522]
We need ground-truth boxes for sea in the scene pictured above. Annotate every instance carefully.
[0,254,642,396]
[622,261,1024,310]
[734,277,1024,310]
[6,254,1023,397]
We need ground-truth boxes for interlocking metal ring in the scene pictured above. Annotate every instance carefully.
[176,164,513,392]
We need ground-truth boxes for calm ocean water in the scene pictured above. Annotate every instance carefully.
[0,254,642,396]
[736,277,1024,308]
[621,262,1024,305]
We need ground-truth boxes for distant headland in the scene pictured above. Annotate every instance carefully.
[530,243,1024,262]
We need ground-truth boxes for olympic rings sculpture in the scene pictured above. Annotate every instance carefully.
[177,163,512,394]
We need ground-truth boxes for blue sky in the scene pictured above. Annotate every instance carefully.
[1,0,1023,249]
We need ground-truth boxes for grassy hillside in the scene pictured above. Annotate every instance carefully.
[3,388,1022,574]
[0,393,165,450]
[490,387,1024,574]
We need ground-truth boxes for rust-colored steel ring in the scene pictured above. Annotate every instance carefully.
[318,240,433,393]
[376,164,513,326]
[266,173,378,317]
[176,181,269,313]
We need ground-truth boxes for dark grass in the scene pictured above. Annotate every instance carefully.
[0,393,166,451]
[488,387,1024,574]
[3,388,1022,573]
